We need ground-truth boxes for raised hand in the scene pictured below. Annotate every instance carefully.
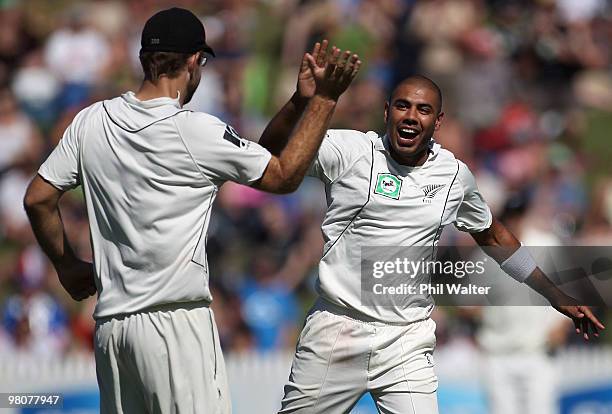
[304,42,361,102]
[296,40,328,99]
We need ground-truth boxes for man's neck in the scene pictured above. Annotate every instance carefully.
[135,77,186,104]
[389,148,429,167]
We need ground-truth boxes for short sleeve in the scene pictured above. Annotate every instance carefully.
[454,161,492,232]
[308,129,360,184]
[177,113,272,186]
[38,113,82,191]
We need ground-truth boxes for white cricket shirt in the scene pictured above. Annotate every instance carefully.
[308,130,492,324]
[39,92,271,318]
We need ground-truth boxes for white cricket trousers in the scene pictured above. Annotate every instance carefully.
[280,299,439,414]
[94,301,231,414]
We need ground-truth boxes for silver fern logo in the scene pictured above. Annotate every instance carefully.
[421,184,446,203]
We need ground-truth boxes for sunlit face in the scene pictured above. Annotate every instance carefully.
[384,81,444,166]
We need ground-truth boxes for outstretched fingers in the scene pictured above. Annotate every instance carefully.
[315,39,329,67]
[304,53,317,71]
[581,306,606,330]
[305,42,361,100]
[352,59,362,79]
[581,306,605,340]
[337,50,352,71]
[324,46,341,78]
[570,306,605,340]
[343,53,361,82]
[328,50,355,81]
[311,42,321,62]
[300,51,310,72]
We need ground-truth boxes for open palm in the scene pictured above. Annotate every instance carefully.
[302,41,361,101]
[296,41,326,99]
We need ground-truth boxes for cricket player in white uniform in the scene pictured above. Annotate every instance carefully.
[257,57,605,413]
[22,8,361,414]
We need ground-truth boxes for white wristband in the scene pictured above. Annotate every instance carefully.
[500,245,537,283]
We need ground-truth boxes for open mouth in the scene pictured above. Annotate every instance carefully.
[397,126,420,142]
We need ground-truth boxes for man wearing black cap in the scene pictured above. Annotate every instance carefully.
[23,7,361,413]
[138,7,216,106]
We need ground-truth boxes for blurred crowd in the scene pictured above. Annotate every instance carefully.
[0,0,611,358]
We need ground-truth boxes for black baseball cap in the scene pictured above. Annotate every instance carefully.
[140,7,215,56]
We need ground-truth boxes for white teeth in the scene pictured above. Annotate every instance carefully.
[399,127,418,134]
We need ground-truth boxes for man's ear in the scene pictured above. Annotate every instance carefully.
[187,53,199,72]
[384,101,389,124]
[434,112,444,131]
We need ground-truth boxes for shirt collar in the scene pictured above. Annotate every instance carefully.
[122,91,182,109]
[376,134,440,166]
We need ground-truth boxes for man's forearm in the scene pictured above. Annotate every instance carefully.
[25,201,76,269]
[472,218,568,302]
[258,92,309,156]
[524,267,567,303]
[24,177,96,301]
[472,218,520,261]
[276,95,335,186]
[254,94,336,193]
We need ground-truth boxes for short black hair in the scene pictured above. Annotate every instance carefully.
[390,75,443,114]
[139,51,192,82]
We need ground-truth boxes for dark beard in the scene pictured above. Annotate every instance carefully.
[183,70,200,105]
[183,84,197,105]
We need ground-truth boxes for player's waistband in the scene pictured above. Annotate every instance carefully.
[313,297,428,327]
[94,300,211,323]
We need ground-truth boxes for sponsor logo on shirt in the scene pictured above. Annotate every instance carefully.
[421,184,446,203]
[374,173,402,199]
[223,125,250,149]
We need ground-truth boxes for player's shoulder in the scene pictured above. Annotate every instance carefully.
[176,110,224,125]
[437,148,468,170]
[67,101,105,132]
[173,110,228,139]
[428,141,460,170]
[75,100,105,120]
[447,155,477,190]
[428,141,475,183]
[453,157,474,180]
[328,128,376,142]
[325,129,375,152]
